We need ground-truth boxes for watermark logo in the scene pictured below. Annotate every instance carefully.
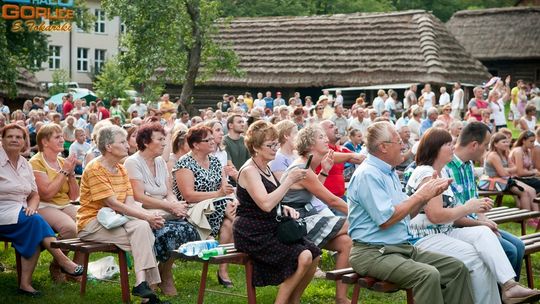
[1,0,75,32]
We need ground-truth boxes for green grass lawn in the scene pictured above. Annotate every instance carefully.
[1,197,540,304]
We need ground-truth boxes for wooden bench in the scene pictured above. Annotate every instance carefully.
[0,237,21,287]
[520,232,540,288]
[50,238,130,303]
[486,206,540,235]
[170,243,255,304]
[478,189,513,207]
[326,268,413,304]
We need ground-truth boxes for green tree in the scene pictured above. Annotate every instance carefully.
[102,0,242,106]
[93,57,131,101]
[0,0,94,97]
[48,69,70,96]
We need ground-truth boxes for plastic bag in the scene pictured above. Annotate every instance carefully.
[97,207,130,229]
[88,256,119,280]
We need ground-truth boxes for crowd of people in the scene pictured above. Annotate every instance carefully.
[1,76,540,304]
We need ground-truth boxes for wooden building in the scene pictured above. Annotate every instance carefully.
[447,7,540,84]
[167,10,490,109]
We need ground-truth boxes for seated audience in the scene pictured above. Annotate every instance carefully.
[233,120,320,304]
[347,121,474,304]
[77,125,166,303]
[0,124,83,296]
[125,123,200,296]
[510,130,540,194]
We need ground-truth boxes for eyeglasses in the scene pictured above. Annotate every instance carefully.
[122,124,134,129]
[200,137,215,143]
[264,142,280,150]
[382,139,404,146]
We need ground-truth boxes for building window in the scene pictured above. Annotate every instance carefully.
[77,48,89,72]
[48,45,61,70]
[120,22,126,34]
[94,9,105,33]
[95,49,106,74]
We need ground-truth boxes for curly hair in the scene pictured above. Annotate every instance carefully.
[244,120,278,155]
[295,125,323,157]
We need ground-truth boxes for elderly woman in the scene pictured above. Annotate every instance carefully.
[233,120,320,304]
[125,123,199,296]
[29,124,81,282]
[407,127,540,304]
[0,124,83,296]
[173,125,236,287]
[280,125,352,304]
[77,125,166,302]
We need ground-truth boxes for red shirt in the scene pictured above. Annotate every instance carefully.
[470,98,488,121]
[316,144,351,198]
[98,107,110,120]
[62,101,74,117]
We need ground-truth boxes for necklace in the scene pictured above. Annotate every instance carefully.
[252,158,271,177]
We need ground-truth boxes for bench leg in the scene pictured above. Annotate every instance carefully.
[80,252,89,296]
[351,284,360,304]
[197,262,209,304]
[245,261,256,304]
[495,194,503,207]
[118,251,131,303]
[521,220,527,236]
[15,251,21,287]
[4,241,8,250]
[525,254,534,289]
[406,288,414,304]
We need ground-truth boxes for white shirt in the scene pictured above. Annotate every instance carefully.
[372,97,385,115]
[490,99,506,126]
[0,104,10,115]
[253,99,266,110]
[76,117,87,129]
[451,88,464,110]
[422,91,435,109]
[127,103,148,118]
[349,118,370,135]
[69,141,91,163]
[335,95,344,107]
[439,92,450,106]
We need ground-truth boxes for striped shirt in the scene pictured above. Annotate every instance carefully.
[77,158,133,231]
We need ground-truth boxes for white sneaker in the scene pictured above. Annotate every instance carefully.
[313,267,326,279]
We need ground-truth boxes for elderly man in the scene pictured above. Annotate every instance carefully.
[349,107,370,135]
[127,97,147,118]
[347,121,474,304]
[419,107,438,136]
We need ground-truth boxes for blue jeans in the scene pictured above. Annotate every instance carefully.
[499,229,524,281]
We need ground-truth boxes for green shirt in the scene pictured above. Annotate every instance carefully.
[444,154,478,219]
[223,135,250,170]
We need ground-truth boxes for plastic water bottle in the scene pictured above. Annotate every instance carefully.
[177,240,219,256]
[198,247,227,260]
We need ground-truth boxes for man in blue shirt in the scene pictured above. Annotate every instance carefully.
[347,121,474,304]
[419,107,438,136]
[263,91,274,111]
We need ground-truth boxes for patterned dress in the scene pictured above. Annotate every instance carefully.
[172,153,228,237]
[233,172,321,287]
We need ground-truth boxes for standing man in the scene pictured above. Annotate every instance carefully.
[451,82,464,119]
[439,87,450,107]
[62,94,74,119]
[158,94,176,121]
[405,84,418,109]
[445,122,527,282]
[273,92,285,107]
[347,121,474,304]
[330,105,348,143]
[128,97,148,119]
[223,114,249,182]
[263,91,274,111]
[334,90,344,107]
[349,108,370,136]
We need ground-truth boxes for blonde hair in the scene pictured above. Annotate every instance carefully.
[295,125,323,157]
[275,120,297,144]
[244,120,278,155]
[36,123,62,152]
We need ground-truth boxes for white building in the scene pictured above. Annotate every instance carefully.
[35,0,123,89]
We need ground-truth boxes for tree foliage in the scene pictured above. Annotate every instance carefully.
[48,69,70,96]
[102,0,242,104]
[219,0,514,21]
[0,0,94,98]
[94,57,131,101]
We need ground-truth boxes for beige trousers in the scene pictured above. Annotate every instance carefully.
[78,218,160,285]
[38,204,79,239]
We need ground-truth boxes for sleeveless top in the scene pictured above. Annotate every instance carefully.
[484,154,508,178]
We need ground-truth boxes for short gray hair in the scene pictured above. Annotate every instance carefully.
[295,125,323,157]
[366,122,394,154]
[97,125,126,154]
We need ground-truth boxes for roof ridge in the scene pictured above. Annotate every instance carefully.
[451,6,540,17]
[219,9,428,23]
[413,13,448,75]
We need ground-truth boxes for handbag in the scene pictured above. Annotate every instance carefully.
[97,207,132,229]
[275,202,307,244]
[478,176,523,192]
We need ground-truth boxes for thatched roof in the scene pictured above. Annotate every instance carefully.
[208,10,490,88]
[0,68,46,99]
[447,7,540,60]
